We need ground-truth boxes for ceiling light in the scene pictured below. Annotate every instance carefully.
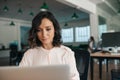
[40,2,49,11]
[3,0,9,12]
[18,8,23,14]
[3,5,9,12]
[64,22,68,26]
[71,12,79,19]
[9,21,15,26]
[29,7,34,16]
[29,11,34,16]
[118,8,120,13]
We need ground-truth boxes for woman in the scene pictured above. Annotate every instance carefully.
[19,11,79,80]
[88,36,96,53]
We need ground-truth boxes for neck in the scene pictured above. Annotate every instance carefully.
[42,44,53,50]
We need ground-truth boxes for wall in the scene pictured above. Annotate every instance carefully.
[0,17,31,50]
[60,18,90,28]
[97,7,120,32]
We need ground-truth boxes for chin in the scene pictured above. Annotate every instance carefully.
[43,41,50,44]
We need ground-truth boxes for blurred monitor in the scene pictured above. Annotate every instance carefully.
[102,32,120,47]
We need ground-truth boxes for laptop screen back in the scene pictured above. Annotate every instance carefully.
[0,65,70,80]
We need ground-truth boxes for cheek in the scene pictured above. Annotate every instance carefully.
[37,32,39,37]
[37,33,42,39]
[51,31,55,38]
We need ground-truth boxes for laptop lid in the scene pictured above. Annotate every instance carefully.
[0,65,70,80]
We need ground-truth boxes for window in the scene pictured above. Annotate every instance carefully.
[75,26,90,42]
[61,28,73,43]
[99,24,107,39]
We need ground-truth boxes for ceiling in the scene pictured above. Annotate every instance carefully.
[91,0,120,16]
[0,0,89,23]
[0,0,120,22]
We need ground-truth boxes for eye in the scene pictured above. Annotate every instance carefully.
[36,29,41,32]
[46,28,51,31]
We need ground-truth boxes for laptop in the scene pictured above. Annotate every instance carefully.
[0,65,70,80]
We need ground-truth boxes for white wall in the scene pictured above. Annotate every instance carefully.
[0,17,31,50]
[60,19,89,28]
[97,7,120,32]
[107,16,120,32]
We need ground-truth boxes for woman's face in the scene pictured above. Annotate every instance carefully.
[37,18,55,46]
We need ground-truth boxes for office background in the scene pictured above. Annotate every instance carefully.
[0,0,120,50]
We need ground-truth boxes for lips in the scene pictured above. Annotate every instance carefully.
[42,38,48,41]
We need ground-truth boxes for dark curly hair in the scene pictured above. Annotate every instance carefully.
[28,11,62,48]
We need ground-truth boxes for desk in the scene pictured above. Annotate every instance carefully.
[0,49,10,58]
[90,52,120,80]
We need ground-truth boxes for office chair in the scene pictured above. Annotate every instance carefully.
[111,69,120,80]
[9,44,18,65]
[74,49,90,80]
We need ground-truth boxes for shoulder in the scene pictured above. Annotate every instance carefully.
[60,45,71,50]
[23,47,40,56]
[25,47,38,52]
[60,45,74,54]
[59,45,75,61]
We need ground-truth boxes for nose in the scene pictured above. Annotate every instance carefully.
[42,30,47,38]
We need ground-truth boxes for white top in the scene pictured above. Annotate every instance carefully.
[19,45,80,80]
